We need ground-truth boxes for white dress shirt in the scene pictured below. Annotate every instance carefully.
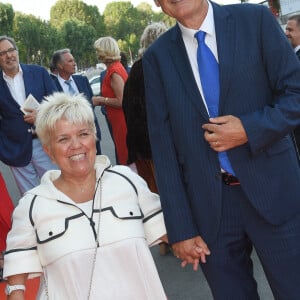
[58,74,79,95]
[178,1,217,113]
[3,64,26,106]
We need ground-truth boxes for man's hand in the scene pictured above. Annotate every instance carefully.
[172,236,210,271]
[23,109,37,125]
[202,115,248,152]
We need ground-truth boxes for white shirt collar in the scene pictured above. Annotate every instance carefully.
[58,74,73,85]
[3,64,23,80]
[178,1,215,39]
[294,45,300,53]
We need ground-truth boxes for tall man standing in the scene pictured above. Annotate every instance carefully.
[286,14,300,149]
[50,49,102,154]
[0,36,58,194]
[143,1,300,299]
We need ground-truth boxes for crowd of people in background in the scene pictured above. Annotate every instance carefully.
[1,1,300,298]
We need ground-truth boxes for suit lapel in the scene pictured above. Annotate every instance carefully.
[0,71,21,109]
[167,6,236,119]
[51,75,63,91]
[72,75,81,93]
[168,25,209,119]
[21,64,33,98]
[213,3,236,114]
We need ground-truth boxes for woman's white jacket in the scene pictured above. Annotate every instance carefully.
[4,155,166,279]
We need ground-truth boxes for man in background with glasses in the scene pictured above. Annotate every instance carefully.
[0,35,58,195]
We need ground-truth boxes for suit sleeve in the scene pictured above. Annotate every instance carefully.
[42,67,58,96]
[143,54,200,244]
[119,166,167,246]
[239,6,300,154]
[4,195,42,279]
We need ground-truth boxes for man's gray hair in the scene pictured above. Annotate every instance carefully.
[0,35,18,50]
[51,48,71,69]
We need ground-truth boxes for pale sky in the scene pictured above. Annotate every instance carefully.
[2,0,261,21]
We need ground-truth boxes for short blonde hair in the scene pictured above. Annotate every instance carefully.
[94,36,121,62]
[138,22,168,57]
[35,92,96,147]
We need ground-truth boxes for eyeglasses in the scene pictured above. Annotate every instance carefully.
[0,47,16,57]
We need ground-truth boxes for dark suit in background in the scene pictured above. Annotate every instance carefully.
[143,1,300,299]
[51,48,101,154]
[52,75,102,154]
[293,49,300,151]
[285,15,300,151]
[0,64,57,167]
[293,49,300,149]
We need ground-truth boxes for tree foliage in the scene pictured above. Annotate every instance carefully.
[0,3,14,36]
[1,0,172,69]
[60,19,97,69]
[13,13,60,67]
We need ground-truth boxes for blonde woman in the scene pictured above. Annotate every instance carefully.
[92,37,128,165]
[4,92,167,299]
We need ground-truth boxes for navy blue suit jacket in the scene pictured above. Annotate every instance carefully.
[143,3,300,245]
[0,64,57,167]
[52,75,102,154]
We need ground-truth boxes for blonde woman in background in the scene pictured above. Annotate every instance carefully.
[92,37,128,165]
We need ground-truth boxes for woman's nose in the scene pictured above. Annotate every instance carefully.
[70,137,81,147]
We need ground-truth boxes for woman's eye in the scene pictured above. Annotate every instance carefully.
[58,137,68,143]
[80,132,89,137]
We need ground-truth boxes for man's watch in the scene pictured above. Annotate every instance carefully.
[5,284,26,295]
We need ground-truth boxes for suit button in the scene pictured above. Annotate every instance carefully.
[27,128,32,133]
[129,211,133,216]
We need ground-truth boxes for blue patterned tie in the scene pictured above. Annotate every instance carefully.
[65,79,77,95]
[195,30,235,175]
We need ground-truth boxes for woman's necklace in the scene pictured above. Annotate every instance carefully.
[43,173,103,299]
[87,173,103,299]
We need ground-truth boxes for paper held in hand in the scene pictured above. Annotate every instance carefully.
[20,94,40,115]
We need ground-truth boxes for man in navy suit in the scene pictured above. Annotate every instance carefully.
[143,1,300,298]
[0,36,58,194]
[50,49,101,154]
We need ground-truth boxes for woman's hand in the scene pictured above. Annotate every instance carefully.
[7,273,28,300]
[92,96,104,106]
[7,289,25,300]
[159,234,168,244]
[172,236,210,271]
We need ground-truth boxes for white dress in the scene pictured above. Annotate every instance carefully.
[4,155,167,300]
[39,239,166,299]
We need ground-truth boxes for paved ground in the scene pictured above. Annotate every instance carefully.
[0,107,274,299]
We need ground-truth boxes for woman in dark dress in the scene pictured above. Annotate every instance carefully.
[122,22,169,254]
